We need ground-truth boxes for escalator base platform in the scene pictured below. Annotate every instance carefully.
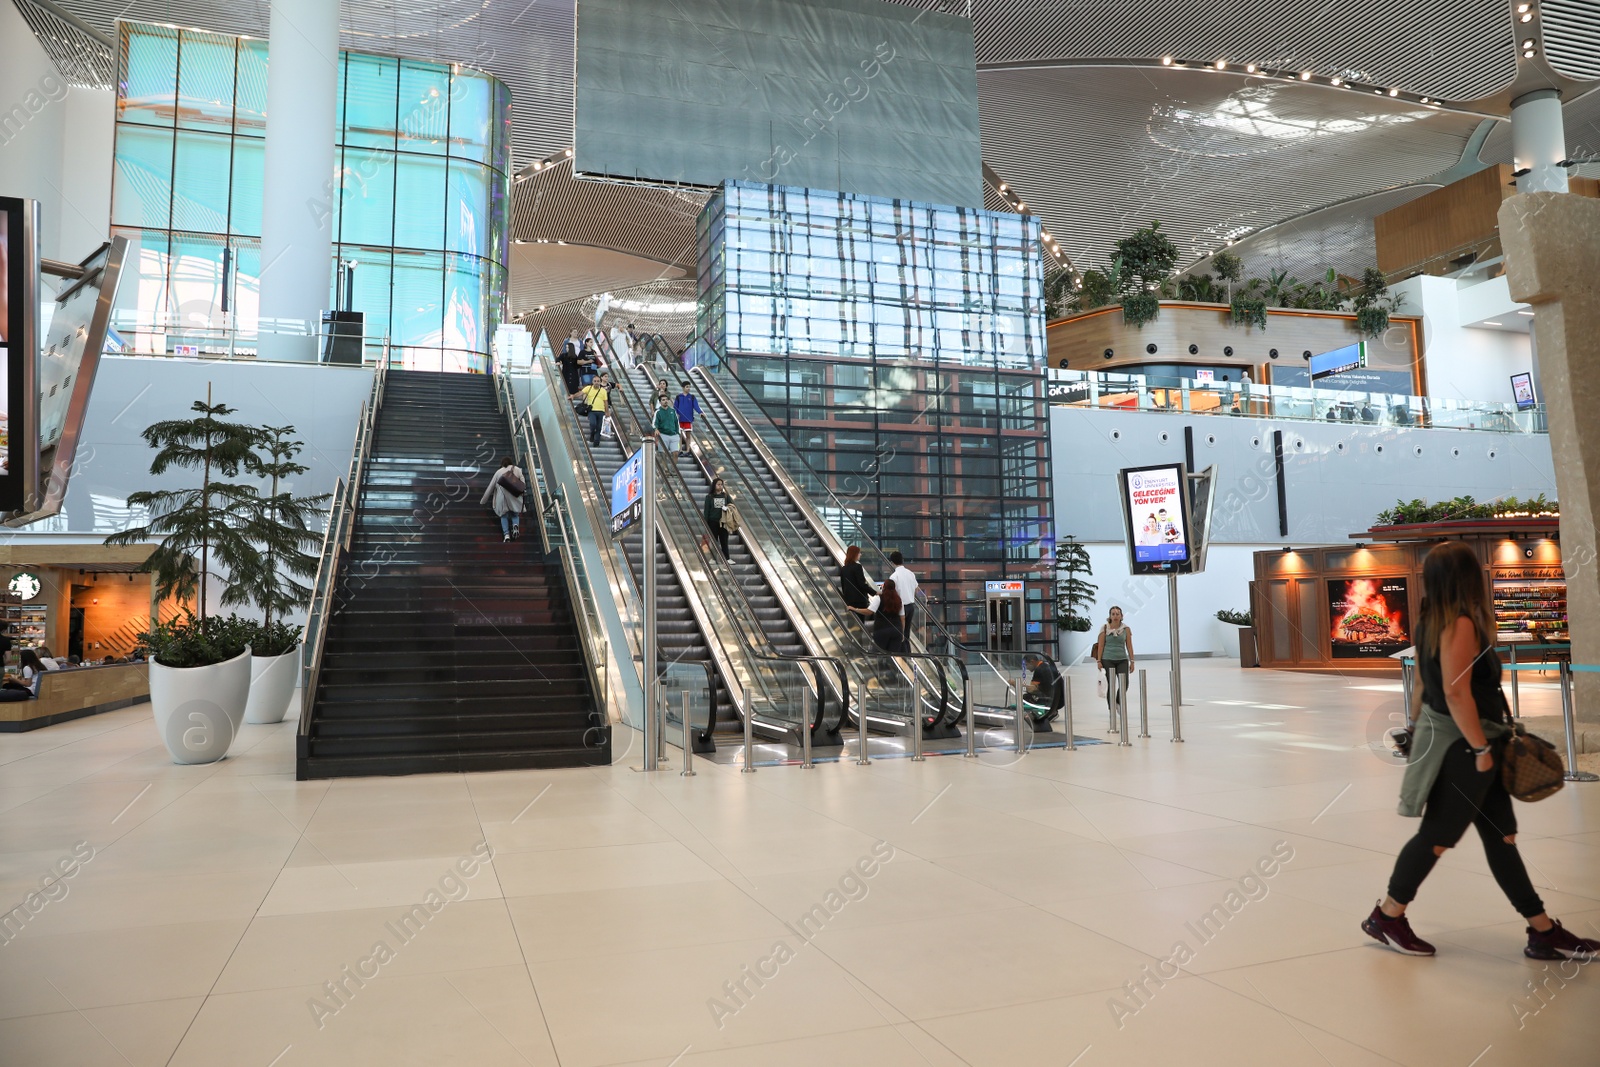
[695,731,1107,767]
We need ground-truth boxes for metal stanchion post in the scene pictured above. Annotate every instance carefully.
[1107,669,1118,734]
[1063,677,1075,751]
[679,691,695,777]
[855,666,871,765]
[1137,668,1150,738]
[1118,679,1132,745]
[1559,661,1599,782]
[1170,666,1185,743]
[740,694,756,774]
[801,666,815,770]
[1509,642,1520,718]
[963,676,977,758]
[910,669,925,761]
[1014,669,1027,753]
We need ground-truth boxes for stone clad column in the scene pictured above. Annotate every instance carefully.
[258,0,341,362]
[1500,193,1599,721]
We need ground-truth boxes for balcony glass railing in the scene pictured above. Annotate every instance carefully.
[1046,369,1547,434]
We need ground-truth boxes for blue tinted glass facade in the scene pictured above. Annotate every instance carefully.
[111,22,512,371]
[697,181,1055,649]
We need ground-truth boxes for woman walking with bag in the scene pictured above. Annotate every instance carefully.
[1362,541,1598,959]
[480,455,527,543]
[1092,607,1133,729]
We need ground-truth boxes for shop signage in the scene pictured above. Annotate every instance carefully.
[985,580,1023,594]
[8,571,41,601]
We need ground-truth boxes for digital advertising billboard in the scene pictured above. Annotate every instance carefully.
[1328,577,1411,658]
[610,447,645,538]
[1118,463,1192,574]
[1510,372,1535,410]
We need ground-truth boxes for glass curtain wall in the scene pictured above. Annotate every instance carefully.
[111,22,512,371]
[697,181,1054,649]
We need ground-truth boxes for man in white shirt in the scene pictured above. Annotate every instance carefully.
[887,552,918,653]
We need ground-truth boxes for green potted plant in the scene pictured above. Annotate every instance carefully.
[1116,221,1178,328]
[234,426,329,724]
[1054,536,1099,664]
[108,397,263,763]
[1215,608,1254,662]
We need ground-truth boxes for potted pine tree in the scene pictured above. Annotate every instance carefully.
[108,397,263,763]
[234,426,329,724]
[1054,537,1098,665]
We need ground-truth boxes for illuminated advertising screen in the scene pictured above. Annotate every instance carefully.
[610,447,645,538]
[1119,463,1191,573]
[1510,372,1535,410]
[1328,577,1411,658]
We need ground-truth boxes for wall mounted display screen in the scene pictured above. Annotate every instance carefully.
[1309,342,1366,381]
[575,0,982,208]
[0,198,40,510]
[610,447,644,538]
[1328,577,1410,658]
[1510,372,1535,410]
[1270,364,1414,394]
[1119,463,1191,573]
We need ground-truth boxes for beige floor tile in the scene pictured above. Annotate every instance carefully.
[0,919,249,1017]
[257,853,502,916]
[606,1024,971,1067]
[482,809,674,854]
[494,839,723,896]
[528,934,891,1066]
[0,997,204,1067]
[216,898,523,993]
[506,878,792,962]
[1115,823,1385,879]
[739,853,1026,935]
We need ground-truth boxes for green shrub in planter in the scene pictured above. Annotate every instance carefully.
[243,618,302,658]
[139,612,253,669]
[1216,609,1252,626]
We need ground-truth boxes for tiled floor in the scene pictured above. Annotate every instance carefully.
[1,661,1596,1066]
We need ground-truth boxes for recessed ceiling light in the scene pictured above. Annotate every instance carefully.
[1246,63,1258,73]
[1518,3,1531,11]
[1388,88,1399,96]
[564,148,573,156]
[998,183,1008,191]
[1517,310,1534,316]
[1524,38,1536,46]
[1520,11,1533,21]
[1018,203,1028,211]
[1483,321,1503,327]
[1299,70,1312,80]
[1215,59,1226,70]
[1161,56,1173,66]
[1330,76,1343,85]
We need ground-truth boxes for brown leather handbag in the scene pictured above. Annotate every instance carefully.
[1501,723,1565,802]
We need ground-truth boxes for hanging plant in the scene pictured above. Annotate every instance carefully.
[1230,294,1267,331]
[1121,291,1160,328]
[1356,305,1391,337]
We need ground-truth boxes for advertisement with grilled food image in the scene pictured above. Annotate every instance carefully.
[1328,577,1410,657]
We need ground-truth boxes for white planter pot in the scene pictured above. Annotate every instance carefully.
[1217,623,1245,659]
[245,645,301,725]
[1057,628,1095,667]
[149,648,252,764]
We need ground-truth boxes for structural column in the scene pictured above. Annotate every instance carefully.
[1510,90,1568,195]
[259,0,341,362]
[1500,193,1600,722]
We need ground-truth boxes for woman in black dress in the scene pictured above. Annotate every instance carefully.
[839,545,877,610]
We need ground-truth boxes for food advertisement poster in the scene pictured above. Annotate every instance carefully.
[1328,577,1410,657]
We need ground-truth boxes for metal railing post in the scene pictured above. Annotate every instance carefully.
[679,691,695,777]
[1170,666,1185,743]
[911,667,925,761]
[1559,660,1598,782]
[1014,668,1027,753]
[741,698,756,773]
[1138,668,1150,738]
[1118,679,1132,745]
[855,665,871,765]
[1063,676,1075,751]
[801,665,816,770]
[1508,641,1520,718]
[963,675,977,758]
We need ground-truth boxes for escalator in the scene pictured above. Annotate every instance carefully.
[682,363,1067,736]
[542,338,839,754]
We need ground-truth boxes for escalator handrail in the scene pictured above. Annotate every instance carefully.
[740,651,850,737]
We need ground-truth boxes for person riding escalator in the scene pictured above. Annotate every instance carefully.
[848,581,903,654]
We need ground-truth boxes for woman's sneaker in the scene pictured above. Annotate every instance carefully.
[1362,902,1436,956]
[1525,920,1600,961]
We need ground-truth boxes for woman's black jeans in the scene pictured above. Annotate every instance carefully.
[1387,737,1545,918]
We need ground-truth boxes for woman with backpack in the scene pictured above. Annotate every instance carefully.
[1362,541,1599,960]
[480,455,527,542]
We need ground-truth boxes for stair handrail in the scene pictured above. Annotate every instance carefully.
[298,356,388,745]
